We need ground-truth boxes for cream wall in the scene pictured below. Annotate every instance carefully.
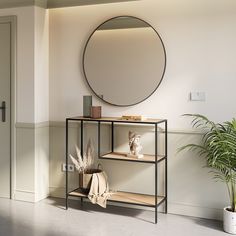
[35,6,49,123]
[0,6,49,202]
[34,6,49,201]
[49,0,236,220]
[0,6,49,123]
[0,6,35,123]
[49,0,236,125]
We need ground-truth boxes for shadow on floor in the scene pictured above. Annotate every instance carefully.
[193,217,224,232]
[47,197,156,224]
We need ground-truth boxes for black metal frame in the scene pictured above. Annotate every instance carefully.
[82,15,167,107]
[65,116,168,224]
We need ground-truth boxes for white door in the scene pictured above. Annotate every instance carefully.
[0,21,11,198]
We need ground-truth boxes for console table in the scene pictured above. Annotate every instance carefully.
[65,116,167,223]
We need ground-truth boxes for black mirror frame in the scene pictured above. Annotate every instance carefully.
[82,15,167,107]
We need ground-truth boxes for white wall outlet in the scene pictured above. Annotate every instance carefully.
[68,164,75,172]
[62,163,75,172]
[190,92,206,101]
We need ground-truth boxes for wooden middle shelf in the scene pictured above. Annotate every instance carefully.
[69,189,165,207]
[100,152,165,163]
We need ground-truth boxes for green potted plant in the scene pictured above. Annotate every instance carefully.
[179,114,236,234]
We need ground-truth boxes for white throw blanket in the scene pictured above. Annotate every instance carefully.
[88,171,111,208]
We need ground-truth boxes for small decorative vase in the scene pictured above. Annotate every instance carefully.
[223,207,236,234]
[83,95,92,117]
[91,106,102,119]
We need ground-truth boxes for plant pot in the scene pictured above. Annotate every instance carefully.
[223,207,236,234]
[79,169,103,193]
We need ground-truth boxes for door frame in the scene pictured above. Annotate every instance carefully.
[0,16,16,199]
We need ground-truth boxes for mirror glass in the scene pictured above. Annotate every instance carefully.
[83,16,166,106]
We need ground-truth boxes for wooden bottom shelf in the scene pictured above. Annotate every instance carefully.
[69,189,165,207]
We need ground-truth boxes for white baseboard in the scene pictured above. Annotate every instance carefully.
[14,190,36,203]
[35,191,49,202]
[14,189,49,203]
[168,202,222,220]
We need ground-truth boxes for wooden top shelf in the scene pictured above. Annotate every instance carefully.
[69,189,165,207]
[67,116,166,124]
[100,152,165,164]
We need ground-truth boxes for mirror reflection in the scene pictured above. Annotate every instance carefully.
[83,16,166,106]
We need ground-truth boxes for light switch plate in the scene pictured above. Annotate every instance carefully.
[190,92,206,101]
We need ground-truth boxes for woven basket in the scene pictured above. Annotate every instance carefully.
[79,168,103,192]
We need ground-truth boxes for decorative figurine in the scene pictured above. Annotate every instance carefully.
[127,131,143,159]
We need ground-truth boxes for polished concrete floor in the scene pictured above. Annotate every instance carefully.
[0,197,228,236]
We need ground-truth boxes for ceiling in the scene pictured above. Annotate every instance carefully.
[0,0,139,9]
[48,0,139,8]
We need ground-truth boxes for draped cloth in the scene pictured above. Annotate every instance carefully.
[88,171,111,208]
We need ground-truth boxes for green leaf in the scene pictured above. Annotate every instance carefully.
[179,114,236,211]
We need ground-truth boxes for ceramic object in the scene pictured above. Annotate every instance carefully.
[91,106,101,119]
[127,131,143,158]
[83,95,92,117]
[224,207,236,234]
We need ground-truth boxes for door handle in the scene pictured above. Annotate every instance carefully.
[0,101,6,122]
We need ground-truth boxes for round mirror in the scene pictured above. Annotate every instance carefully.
[83,16,166,106]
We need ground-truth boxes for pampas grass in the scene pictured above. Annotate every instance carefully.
[70,139,95,173]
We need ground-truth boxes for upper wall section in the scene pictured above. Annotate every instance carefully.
[0,6,35,123]
[34,6,49,123]
[49,0,236,128]
[0,6,49,123]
